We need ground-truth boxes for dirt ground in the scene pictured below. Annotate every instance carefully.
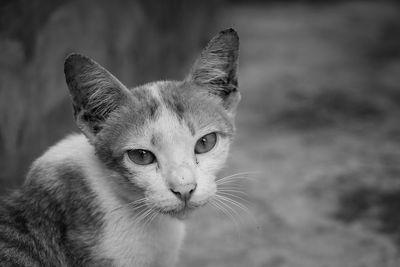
[180,2,400,267]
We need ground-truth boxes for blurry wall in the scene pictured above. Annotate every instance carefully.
[0,0,219,192]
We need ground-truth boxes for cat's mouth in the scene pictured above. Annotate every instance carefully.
[158,201,203,220]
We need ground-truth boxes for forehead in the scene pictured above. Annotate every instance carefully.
[101,80,234,150]
[133,81,233,134]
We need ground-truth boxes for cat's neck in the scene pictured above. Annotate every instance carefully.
[97,204,185,267]
[28,134,185,266]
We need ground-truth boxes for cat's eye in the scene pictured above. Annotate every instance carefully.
[127,149,156,165]
[195,132,217,154]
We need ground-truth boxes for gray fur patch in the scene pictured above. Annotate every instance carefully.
[130,85,161,120]
[157,80,235,136]
[0,163,112,266]
[94,85,161,177]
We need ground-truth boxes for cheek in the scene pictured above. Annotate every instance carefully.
[196,138,230,174]
[194,173,217,200]
[129,169,173,204]
[123,155,166,192]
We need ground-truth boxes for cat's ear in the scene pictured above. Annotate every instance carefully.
[64,54,130,139]
[186,28,240,113]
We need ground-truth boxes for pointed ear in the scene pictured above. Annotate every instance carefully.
[64,54,130,139]
[186,28,240,112]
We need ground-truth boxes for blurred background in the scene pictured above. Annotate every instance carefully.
[1,0,400,266]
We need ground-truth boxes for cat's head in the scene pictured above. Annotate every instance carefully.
[64,29,240,219]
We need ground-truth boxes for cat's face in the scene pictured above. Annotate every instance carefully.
[96,81,235,218]
[64,29,240,219]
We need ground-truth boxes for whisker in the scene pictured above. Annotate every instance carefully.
[133,207,154,226]
[216,171,260,183]
[110,198,148,213]
[127,201,149,211]
[214,198,240,222]
[216,191,251,204]
[209,201,231,222]
[215,194,257,226]
[215,176,254,185]
[141,208,157,230]
[113,202,149,216]
[217,183,246,187]
[216,176,255,185]
[215,196,243,219]
[216,177,256,187]
[209,201,228,220]
[216,188,249,196]
[218,171,261,180]
[212,198,241,236]
[134,212,155,235]
[216,194,251,215]
[210,199,237,226]
[147,210,158,226]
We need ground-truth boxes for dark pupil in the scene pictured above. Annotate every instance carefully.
[201,137,207,146]
[139,150,151,161]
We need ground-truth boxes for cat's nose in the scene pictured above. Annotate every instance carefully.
[170,184,197,202]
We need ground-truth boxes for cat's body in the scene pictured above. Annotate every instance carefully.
[0,134,183,266]
[0,29,240,266]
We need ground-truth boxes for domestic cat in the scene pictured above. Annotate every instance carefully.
[0,28,240,267]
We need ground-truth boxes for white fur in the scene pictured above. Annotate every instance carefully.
[30,134,185,267]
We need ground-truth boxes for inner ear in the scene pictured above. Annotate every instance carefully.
[186,28,240,111]
[64,54,130,139]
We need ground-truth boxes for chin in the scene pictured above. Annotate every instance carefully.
[159,200,207,220]
[167,208,194,220]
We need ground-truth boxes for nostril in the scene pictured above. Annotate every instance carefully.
[170,189,181,198]
[189,184,197,196]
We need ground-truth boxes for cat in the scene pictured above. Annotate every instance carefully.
[0,28,240,267]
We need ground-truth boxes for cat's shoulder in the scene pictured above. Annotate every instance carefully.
[27,133,95,183]
[37,133,92,162]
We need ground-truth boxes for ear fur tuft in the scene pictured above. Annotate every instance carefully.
[186,29,240,111]
[64,53,129,138]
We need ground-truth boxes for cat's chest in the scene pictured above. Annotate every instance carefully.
[97,212,185,267]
